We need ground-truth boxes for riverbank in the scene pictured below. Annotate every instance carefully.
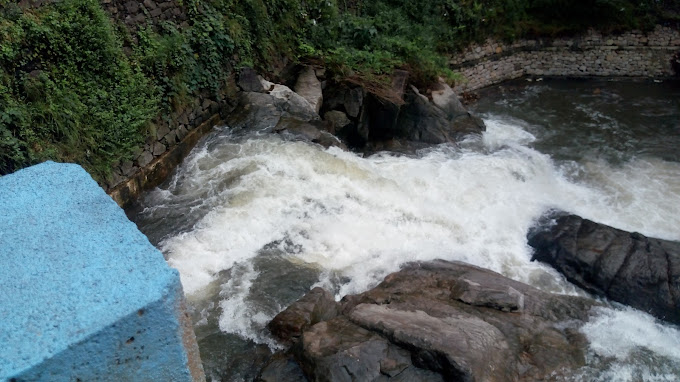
[110,23,679,208]
[3,0,678,190]
[452,25,680,92]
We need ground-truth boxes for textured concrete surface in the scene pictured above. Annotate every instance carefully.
[0,162,204,381]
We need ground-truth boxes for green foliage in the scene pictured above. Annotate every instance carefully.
[0,0,672,180]
[0,0,157,179]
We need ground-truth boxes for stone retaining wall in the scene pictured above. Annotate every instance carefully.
[105,91,236,191]
[17,0,237,198]
[452,26,680,93]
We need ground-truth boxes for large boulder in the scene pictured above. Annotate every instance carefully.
[269,84,320,122]
[528,212,680,325]
[394,85,485,144]
[321,72,485,154]
[226,81,320,134]
[294,66,323,114]
[263,260,596,382]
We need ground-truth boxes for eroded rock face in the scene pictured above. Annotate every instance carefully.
[321,74,485,154]
[528,212,680,325]
[294,66,324,114]
[263,260,596,382]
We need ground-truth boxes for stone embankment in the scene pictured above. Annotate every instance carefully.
[453,26,680,92]
[104,22,677,207]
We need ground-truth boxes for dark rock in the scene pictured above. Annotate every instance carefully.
[392,87,451,144]
[269,287,339,344]
[393,86,485,145]
[162,130,178,146]
[323,111,351,134]
[201,98,214,110]
[265,260,596,382]
[528,212,680,325]
[322,84,364,118]
[275,117,322,141]
[238,67,266,93]
[226,92,283,133]
[120,160,136,177]
[298,317,442,382]
[358,71,409,142]
[361,92,402,142]
[273,117,347,150]
[257,352,308,382]
[125,1,139,13]
[177,111,189,125]
[320,72,484,154]
[177,125,188,140]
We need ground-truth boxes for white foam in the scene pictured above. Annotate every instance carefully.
[147,118,680,377]
[159,119,680,297]
[583,307,680,361]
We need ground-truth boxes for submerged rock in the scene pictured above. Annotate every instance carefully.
[263,260,596,382]
[528,212,680,325]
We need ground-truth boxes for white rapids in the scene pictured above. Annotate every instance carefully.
[141,116,680,380]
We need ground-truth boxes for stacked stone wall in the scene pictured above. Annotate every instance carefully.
[452,26,680,93]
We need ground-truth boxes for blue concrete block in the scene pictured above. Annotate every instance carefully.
[0,162,204,381]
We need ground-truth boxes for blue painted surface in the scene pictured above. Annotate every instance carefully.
[0,162,197,381]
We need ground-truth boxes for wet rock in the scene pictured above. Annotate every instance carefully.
[349,303,512,382]
[430,79,468,119]
[275,117,323,141]
[269,84,320,121]
[528,212,680,325]
[257,352,308,382]
[265,260,596,382]
[294,66,323,114]
[298,317,442,382]
[429,79,485,139]
[226,92,282,133]
[274,118,348,151]
[269,287,339,344]
[391,86,485,145]
[323,84,364,118]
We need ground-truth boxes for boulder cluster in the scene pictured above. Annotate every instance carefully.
[231,66,485,155]
[228,66,680,381]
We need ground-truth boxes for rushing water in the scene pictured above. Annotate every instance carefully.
[131,78,680,381]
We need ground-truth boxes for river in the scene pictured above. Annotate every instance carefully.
[131,78,680,381]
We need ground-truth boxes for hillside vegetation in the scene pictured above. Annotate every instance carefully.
[1,0,676,181]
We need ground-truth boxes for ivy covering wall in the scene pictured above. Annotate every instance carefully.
[0,0,676,181]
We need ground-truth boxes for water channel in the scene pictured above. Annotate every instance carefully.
[131,78,680,381]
